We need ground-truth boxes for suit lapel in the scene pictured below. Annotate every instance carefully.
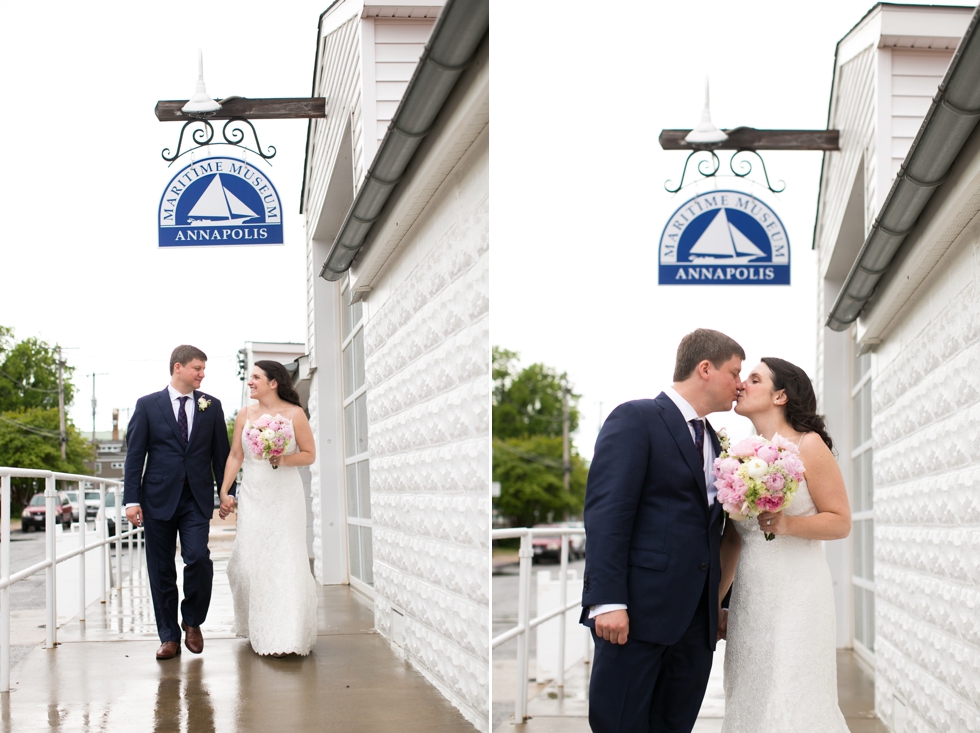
[655,393,708,499]
[705,419,721,457]
[190,391,209,450]
[158,388,186,448]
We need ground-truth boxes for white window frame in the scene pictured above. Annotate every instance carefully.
[851,340,875,665]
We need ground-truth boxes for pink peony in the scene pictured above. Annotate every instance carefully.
[764,472,785,492]
[777,454,805,480]
[713,457,741,479]
[756,494,784,512]
[723,502,748,518]
[756,443,780,464]
[770,433,798,454]
[729,435,766,458]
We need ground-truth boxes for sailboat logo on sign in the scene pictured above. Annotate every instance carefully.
[658,190,789,285]
[158,156,283,247]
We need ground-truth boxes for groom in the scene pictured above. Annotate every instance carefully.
[581,328,744,732]
[124,345,230,660]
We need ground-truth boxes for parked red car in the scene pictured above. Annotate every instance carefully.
[531,522,586,561]
[21,492,73,531]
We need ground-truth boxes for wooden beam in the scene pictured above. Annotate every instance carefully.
[154,97,326,121]
[658,128,839,151]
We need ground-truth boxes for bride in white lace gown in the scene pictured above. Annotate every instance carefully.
[719,358,851,732]
[218,361,318,657]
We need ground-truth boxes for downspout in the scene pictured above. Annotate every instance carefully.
[826,5,980,331]
[318,0,490,281]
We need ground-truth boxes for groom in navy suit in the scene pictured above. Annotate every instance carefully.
[124,345,230,660]
[581,329,744,732]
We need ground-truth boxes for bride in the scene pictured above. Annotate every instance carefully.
[218,360,318,657]
[719,357,851,731]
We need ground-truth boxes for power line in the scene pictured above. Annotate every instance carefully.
[0,413,62,439]
[493,440,565,469]
[0,367,60,393]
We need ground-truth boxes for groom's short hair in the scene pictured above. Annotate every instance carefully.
[673,329,744,381]
[170,345,208,374]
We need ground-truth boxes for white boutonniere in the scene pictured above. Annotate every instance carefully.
[717,427,729,453]
[198,396,211,412]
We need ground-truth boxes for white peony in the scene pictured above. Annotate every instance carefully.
[261,429,277,441]
[744,457,768,480]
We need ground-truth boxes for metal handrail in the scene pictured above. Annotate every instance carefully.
[491,526,587,725]
[0,467,144,693]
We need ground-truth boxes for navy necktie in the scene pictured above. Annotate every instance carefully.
[690,418,704,458]
[177,396,189,446]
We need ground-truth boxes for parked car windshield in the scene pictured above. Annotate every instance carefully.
[84,492,100,501]
[29,495,46,506]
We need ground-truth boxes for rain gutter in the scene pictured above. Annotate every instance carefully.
[318,0,489,281]
[827,4,980,331]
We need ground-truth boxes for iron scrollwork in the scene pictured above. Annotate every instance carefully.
[161,117,276,164]
[664,148,785,194]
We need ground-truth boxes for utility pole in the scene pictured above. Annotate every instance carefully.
[56,347,67,460]
[562,376,571,495]
[86,372,108,446]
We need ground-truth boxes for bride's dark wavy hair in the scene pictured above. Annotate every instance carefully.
[254,360,302,408]
[760,357,834,452]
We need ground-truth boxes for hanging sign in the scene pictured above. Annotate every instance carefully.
[659,190,789,285]
[158,156,283,247]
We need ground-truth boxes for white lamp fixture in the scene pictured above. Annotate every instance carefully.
[181,49,222,116]
[684,78,728,147]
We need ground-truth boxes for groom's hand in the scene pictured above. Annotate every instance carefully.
[595,609,630,645]
[125,505,142,527]
[218,495,236,519]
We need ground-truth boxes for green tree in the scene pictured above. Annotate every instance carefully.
[0,326,91,514]
[0,329,75,412]
[492,348,588,526]
[0,407,93,511]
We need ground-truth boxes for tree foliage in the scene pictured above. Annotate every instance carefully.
[492,347,588,526]
[0,326,90,513]
[0,328,74,412]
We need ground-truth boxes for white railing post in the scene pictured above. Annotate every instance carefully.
[113,485,122,591]
[557,533,569,689]
[44,475,57,648]
[98,483,107,603]
[1,472,11,692]
[514,530,533,724]
[77,482,86,623]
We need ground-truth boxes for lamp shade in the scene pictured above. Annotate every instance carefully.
[181,50,222,115]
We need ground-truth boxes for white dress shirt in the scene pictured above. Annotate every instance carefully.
[590,388,719,620]
[168,384,195,440]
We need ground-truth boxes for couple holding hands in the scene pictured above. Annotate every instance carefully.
[123,345,318,661]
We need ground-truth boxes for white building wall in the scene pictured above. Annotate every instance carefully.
[870,219,980,732]
[361,134,489,730]
[890,51,953,178]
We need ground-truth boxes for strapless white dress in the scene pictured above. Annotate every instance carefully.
[722,478,849,731]
[227,414,318,656]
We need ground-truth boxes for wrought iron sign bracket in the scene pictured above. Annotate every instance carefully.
[155,97,327,165]
[659,127,840,194]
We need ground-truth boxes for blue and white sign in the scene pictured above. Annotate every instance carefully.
[659,190,789,285]
[158,157,283,247]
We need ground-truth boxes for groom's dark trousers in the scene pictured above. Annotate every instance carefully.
[124,387,229,644]
[581,395,724,733]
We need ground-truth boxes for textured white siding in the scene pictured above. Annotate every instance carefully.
[890,51,953,178]
[363,136,489,730]
[871,224,980,732]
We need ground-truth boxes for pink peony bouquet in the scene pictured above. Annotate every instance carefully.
[245,415,294,469]
[713,433,805,540]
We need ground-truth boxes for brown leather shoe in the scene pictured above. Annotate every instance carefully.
[156,641,181,660]
[182,622,204,654]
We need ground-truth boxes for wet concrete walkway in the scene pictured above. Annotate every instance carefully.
[2,526,473,732]
[493,641,888,732]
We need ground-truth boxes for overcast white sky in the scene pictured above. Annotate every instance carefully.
[0,1,328,434]
[0,1,968,452]
[491,0,970,459]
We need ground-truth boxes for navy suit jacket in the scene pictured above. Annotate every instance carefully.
[123,388,231,521]
[581,393,725,648]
